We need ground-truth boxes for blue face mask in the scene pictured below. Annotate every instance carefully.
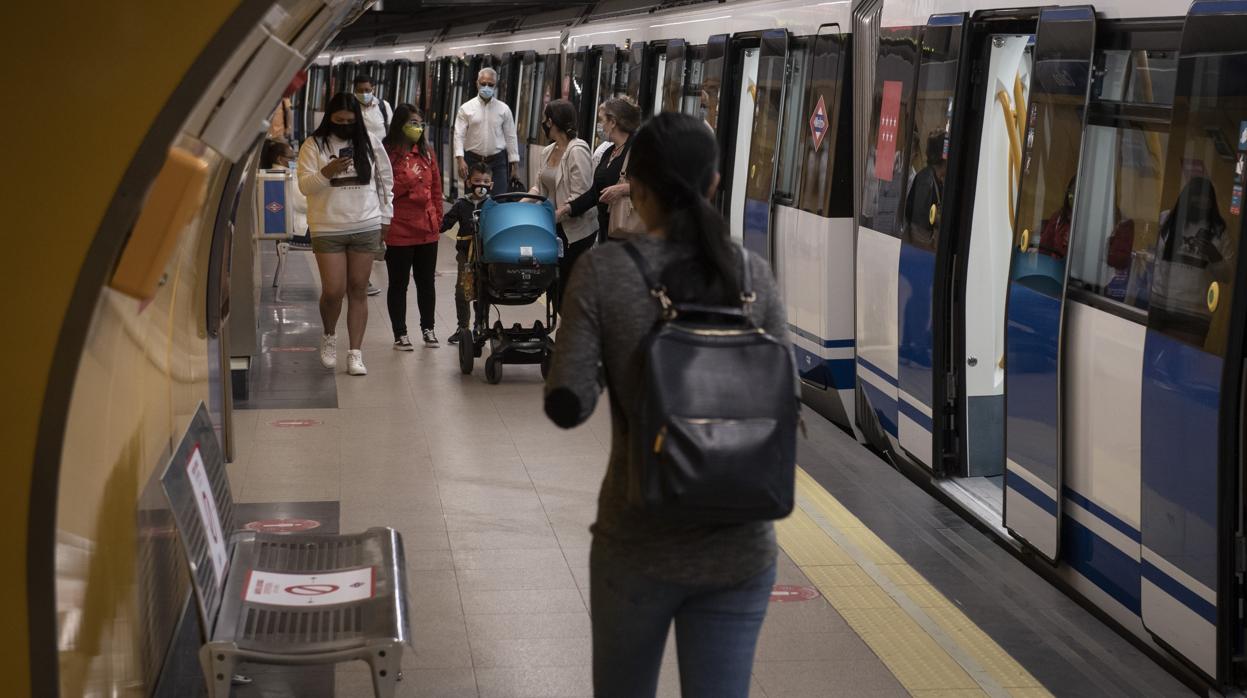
[356,92,374,106]
[478,85,495,101]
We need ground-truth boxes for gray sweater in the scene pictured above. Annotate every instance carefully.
[544,236,788,586]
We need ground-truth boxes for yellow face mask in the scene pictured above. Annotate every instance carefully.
[403,124,423,142]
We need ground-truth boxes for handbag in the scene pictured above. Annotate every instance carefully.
[618,242,799,523]
[608,152,646,238]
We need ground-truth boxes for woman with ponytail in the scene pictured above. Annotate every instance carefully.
[543,112,790,698]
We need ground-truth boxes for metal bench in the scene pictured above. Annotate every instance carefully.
[160,404,412,697]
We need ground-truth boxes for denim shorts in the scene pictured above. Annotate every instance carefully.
[311,229,381,254]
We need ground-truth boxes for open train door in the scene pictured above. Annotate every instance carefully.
[739,29,790,261]
[1138,1,1247,682]
[1002,6,1096,563]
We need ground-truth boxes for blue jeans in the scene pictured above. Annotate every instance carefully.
[589,542,775,698]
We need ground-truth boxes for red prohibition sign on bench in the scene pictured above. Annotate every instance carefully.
[285,584,340,596]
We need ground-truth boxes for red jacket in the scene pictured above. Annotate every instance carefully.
[386,144,443,245]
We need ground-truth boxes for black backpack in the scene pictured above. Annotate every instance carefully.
[620,242,799,523]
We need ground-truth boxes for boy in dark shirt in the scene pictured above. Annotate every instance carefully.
[442,162,493,343]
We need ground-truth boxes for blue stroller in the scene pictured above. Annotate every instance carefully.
[456,192,559,384]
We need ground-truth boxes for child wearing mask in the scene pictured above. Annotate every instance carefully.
[441,161,493,344]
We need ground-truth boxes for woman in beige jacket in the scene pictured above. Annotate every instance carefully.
[532,98,596,313]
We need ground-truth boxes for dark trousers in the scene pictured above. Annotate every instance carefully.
[454,250,479,329]
[465,151,510,196]
[555,227,596,315]
[589,543,774,698]
[385,242,438,337]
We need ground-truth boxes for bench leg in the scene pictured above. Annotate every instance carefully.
[199,644,237,698]
[365,643,403,698]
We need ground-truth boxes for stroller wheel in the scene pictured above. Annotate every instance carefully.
[485,356,503,385]
[457,329,475,375]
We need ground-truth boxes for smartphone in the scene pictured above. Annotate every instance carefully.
[338,146,354,159]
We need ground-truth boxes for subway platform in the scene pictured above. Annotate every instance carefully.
[214,236,1195,698]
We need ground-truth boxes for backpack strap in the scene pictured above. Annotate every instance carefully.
[738,246,756,313]
[622,241,676,320]
[381,100,391,130]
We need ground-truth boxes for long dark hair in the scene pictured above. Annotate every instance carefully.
[383,103,430,156]
[1160,176,1227,259]
[311,92,374,184]
[543,99,578,139]
[626,112,739,302]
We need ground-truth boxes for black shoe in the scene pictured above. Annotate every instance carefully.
[448,328,468,345]
[422,329,439,346]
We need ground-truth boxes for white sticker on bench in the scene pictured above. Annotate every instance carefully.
[244,567,376,606]
[520,246,533,257]
[187,447,230,583]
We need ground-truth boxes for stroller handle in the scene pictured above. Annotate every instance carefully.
[493,192,548,204]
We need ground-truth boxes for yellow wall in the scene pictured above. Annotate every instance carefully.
[2,2,242,693]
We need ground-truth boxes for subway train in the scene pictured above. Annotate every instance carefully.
[307,0,1244,688]
[9,0,1247,695]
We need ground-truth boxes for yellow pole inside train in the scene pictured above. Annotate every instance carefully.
[2,2,244,695]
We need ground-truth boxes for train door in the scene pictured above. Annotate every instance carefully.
[647,42,668,116]
[740,30,790,261]
[1002,7,1097,562]
[855,20,920,447]
[529,52,560,187]
[719,34,764,244]
[938,13,1037,516]
[1138,2,1247,681]
[895,15,967,472]
[513,52,537,188]
[589,45,619,148]
[701,34,728,136]
[627,42,648,109]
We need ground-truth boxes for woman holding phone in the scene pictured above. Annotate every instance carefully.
[298,92,394,376]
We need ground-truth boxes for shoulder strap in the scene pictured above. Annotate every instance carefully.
[622,241,676,320]
[738,246,757,313]
[381,100,390,128]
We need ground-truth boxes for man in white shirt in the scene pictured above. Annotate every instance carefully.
[454,67,519,196]
[354,75,393,143]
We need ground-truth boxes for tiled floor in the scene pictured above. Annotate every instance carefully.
[228,238,1194,698]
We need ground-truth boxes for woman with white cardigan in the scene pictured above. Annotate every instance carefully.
[297,92,394,376]
[531,98,596,314]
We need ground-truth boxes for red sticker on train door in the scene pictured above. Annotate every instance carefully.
[809,95,829,151]
[874,81,903,182]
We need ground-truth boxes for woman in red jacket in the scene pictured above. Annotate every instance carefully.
[384,105,444,348]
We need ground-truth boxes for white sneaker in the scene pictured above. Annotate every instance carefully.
[347,350,367,376]
[320,334,337,369]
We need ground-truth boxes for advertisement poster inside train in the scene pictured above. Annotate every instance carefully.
[875,81,902,182]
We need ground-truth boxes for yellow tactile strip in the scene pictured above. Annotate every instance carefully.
[775,468,1052,697]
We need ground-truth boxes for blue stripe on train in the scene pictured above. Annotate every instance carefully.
[1142,560,1217,625]
[1006,474,1058,517]
[897,395,933,432]
[859,380,898,437]
[787,324,855,348]
[792,344,854,390]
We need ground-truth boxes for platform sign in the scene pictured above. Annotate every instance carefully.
[187,447,230,582]
[244,567,375,606]
[809,95,829,152]
[256,171,292,239]
[874,81,903,181]
[244,518,321,534]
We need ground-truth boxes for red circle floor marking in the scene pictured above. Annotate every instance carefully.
[285,584,339,596]
[770,585,820,602]
[270,419,321,427]
[244,518,321,534]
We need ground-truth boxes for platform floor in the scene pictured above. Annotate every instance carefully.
[225,238,1195,697]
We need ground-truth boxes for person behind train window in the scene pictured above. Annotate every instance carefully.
[261,139,309,246]
[442,161,493,343]
[383,104,444,349]
[353,75,392,144]
[559,97,641,244]
[297,92,394,376]
[267,97,293,145]
[543,112,789,698]
[905,131,947,250]
[532,98,596,314]
[1151,176,1233,344]
[454,67,519,196]
[1036,177,1076,259]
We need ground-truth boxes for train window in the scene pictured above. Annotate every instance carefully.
[796,32,851,217]
[905,20,962,252]
[1092,50,1178,105]
[774,40,811,203]
[681,45,707,117]
[1149,48,1247,352]
[745,32,790,205]
[1067,123,1169,311]
[701,36,728,134]
[615,50,631,97]
[859,27,921,237]
[517,59,536,145]
[569,49,586,115]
